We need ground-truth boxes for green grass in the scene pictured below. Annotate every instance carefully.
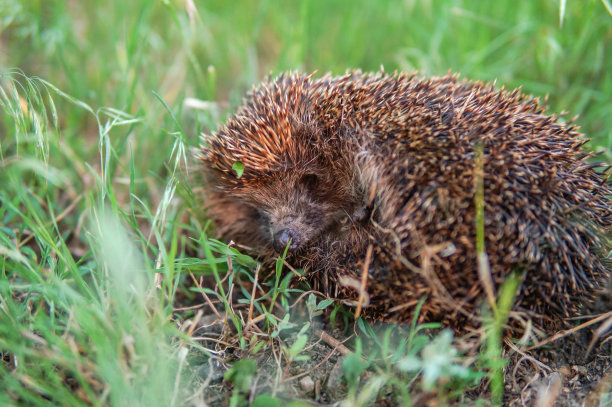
[1,0,611,405]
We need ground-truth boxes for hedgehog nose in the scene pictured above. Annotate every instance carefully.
[272,229,301,254]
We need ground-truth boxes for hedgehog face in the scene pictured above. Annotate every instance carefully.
[237,169,353,255]
[201,72,362,257]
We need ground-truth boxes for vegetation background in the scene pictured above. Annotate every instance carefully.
[1,0,610,405]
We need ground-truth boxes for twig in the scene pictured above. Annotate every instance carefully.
[154,251,163,289]
[282,258,303,277]
[173,303,207,311]
[288,289,328,310]
[247,264,261,326]
[185,310,203,337]
[526,310,612,351]
[244,314,266,331]
[192,336,236,347]
[281,331,353,383]
[585,312,612,356]
[189,272,223,321]
[505,338,552,373]
[314,328,353,357]
[355,244,373,319]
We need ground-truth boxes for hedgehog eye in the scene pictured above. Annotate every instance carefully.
[255,208,270,225]
[300,173,319,190]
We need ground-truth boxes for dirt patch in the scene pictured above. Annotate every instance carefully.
[505,333,611,406]
[181,302,611,406]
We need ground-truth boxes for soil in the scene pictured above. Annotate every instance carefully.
[178,271,612,406]
[504,332,611,406]
[184,301,611,406]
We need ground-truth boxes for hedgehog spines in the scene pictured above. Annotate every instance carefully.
[200,71,611,334]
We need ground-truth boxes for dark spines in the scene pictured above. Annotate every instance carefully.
[200,71,612,334]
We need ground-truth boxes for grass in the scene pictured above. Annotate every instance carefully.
[1,0,611,405]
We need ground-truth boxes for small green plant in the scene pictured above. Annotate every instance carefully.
[398,330,479,391]
[224,359,257,407]
[483,273,521,406]
[232,161,245,178]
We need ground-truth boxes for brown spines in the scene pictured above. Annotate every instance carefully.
[201,72,312,186]
[200,70,612,335]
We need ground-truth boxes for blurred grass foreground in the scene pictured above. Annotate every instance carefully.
[1,1,611,406]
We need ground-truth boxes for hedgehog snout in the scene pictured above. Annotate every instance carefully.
[272,228,301,253]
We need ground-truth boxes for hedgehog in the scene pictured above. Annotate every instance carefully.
[198,71,611,335]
